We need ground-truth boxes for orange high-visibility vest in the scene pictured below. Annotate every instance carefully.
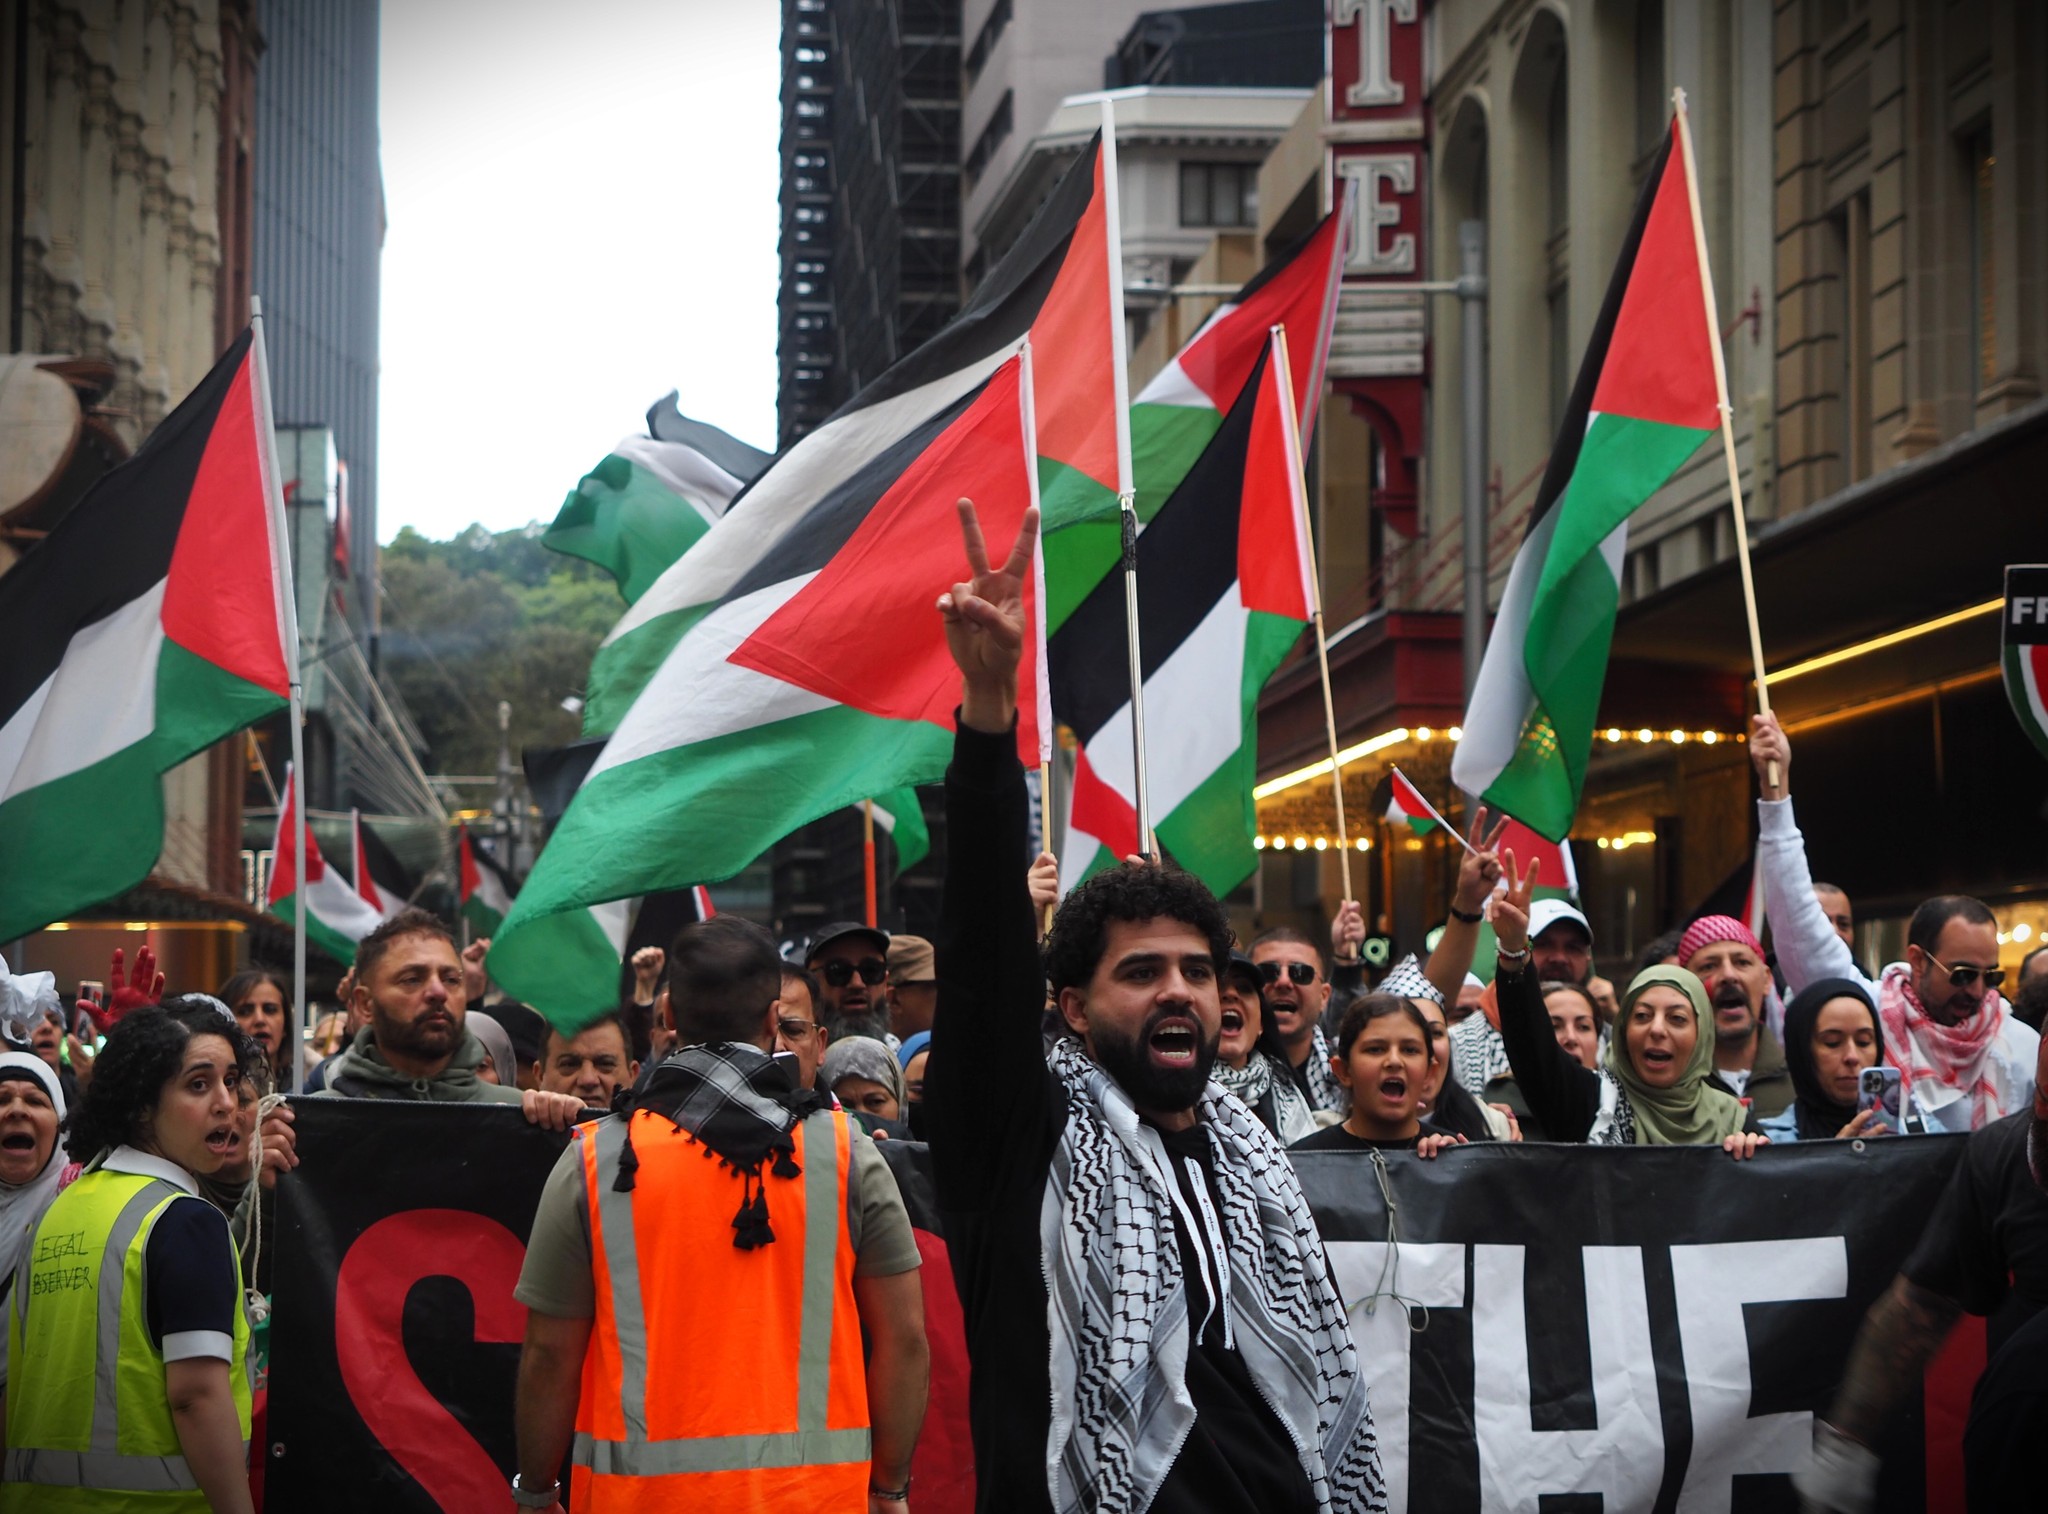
[571,1104,870,1513]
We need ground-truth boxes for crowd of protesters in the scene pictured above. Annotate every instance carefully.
[0,504,2042,1511]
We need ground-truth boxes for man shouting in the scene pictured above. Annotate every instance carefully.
[923,498,1384,1514]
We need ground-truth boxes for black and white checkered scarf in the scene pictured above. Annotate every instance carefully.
[613,1042,824,1248]
[1040,1035,1385,1514]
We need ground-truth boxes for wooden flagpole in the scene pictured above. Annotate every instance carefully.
[1267,325,1353,904]
[862,798,878,928]
[1673,89,1776,782]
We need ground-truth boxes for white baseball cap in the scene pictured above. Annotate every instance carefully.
[1528,898,1593,945]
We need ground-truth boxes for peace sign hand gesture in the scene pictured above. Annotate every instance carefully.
[1491,847,1543,957]
[1452,806,1510,915]
[940,497,1039,734]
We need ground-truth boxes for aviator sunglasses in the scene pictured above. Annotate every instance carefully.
[1257,961,1319,987]
[819,957,887,987]
[1924,952,2005,992]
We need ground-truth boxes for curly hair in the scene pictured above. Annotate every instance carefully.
[1328,992,1435,1061]
[67,999,263,1163]
[1041,863,1232,997]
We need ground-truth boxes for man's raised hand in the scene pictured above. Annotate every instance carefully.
[1750,713,1790,801]
[939,496,1037,734]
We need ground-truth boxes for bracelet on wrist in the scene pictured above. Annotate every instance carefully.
[870,1478,912,1501]
[511,1472,561,1509]
[1495,945,1530,965]
[1449,904,1484,925]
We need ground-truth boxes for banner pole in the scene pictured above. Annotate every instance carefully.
[1038,758,1056,936]
[1267,326,1352,904]
[862,798,878,928]
[1673,89,1776,783]
[251,296,309,1090]
[1099,97,1153,857]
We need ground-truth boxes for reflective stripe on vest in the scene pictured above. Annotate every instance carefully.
[572,1107,868,1478]
[5,1172,252,1501]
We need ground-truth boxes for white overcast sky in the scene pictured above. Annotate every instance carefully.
[376,4,781,544]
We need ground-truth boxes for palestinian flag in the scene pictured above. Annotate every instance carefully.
[351,811,407,919]
[269,771,382,965]
[1042,203,1349,630]
[1452,118,1720,841]
[458,825,517,937]
[579,138,1117,738]
[0,328,292,943]
[870,787,931,871]
[1494,814,1579,898]
[2002,565,2048,761]
[1052,342,1312,894]
[1386,769,1447,836]
[491,343,1053,1027]
[543,399,770,608]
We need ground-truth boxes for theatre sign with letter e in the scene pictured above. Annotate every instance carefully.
[2004,565,2048,760]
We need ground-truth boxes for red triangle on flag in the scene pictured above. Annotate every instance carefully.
[1589,120,1720,432]
[729,355,1044,765]
[267,767,326,905]
[160,343,289,699]
[1237,342,1315,622]
[1494,813,1578,895]
[1026,144,1117,494]
[1177,210,1347,429]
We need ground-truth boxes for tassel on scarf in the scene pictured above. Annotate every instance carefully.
[732,1170,776,1251]
[612,1119,640,1193]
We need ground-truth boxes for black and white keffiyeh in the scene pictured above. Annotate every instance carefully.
[1040,1036,1385,1514]
[615,1042,825,1248]
[1213,1050,1319,1146]
[1449,1014,1511,1096]
[1375,954,1442,1006]
[1301,1022,1348,1114]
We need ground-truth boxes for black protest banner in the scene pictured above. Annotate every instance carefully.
[1293,1136,1967,1514]
[265,1099,570,1512]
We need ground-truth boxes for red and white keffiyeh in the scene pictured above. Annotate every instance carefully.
[1876,963,2024,1128]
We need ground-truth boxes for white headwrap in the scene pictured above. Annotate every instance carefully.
[0,1052,70,1292]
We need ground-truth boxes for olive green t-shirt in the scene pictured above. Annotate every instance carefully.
[514,1118,921,1319]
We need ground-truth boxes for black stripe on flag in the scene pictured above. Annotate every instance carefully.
[0,327,256,727]
[1049,347,1271,745]
[1518,129,1676,541]
[645,393,772,483]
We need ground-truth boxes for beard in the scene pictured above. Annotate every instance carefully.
[1089,1006,1220,1114]
[381,1005,461,1059]
[1712,981,1757,1040]
[824,1006,892,1044]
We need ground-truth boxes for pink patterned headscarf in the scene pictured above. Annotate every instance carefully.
[1676,915,1765,968]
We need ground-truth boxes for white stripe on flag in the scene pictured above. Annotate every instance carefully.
[0,582,166,803]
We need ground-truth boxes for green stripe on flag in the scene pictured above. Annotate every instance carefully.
[1491,413,1711,838]
[0,641,286,942]
[584,602,714,737]
[483,905,629,1034]
[273,894,366,966]
[545,454,716,606]
[494,705,955,1022]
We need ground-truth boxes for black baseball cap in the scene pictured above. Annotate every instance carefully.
[805,922,891,961]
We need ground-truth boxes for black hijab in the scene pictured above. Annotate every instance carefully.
[1782,977,1882,1140]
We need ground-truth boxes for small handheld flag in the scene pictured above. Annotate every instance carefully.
[1386,769,1476,854]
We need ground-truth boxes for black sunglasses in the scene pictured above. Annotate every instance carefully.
[1926,952,2006,992]
[819,957,887,987]
[1257,961,1319,986]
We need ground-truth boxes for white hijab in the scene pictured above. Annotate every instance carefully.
[0,1052,69,1285]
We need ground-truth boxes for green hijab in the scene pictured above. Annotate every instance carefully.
[1604,965,1748,1146]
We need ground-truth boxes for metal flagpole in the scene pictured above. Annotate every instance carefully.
[1673,88,1776,783]
[1268,326,1352,905]
[1099,96,1153,857]
[250,296,308,1089]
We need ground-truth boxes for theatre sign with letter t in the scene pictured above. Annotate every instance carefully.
[2004,565,2048,761]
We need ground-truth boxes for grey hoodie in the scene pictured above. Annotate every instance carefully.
[317,1022,525,1105]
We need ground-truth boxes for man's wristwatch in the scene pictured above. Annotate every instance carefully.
[511,1472,561,1508]
[870,1475,912,1501]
